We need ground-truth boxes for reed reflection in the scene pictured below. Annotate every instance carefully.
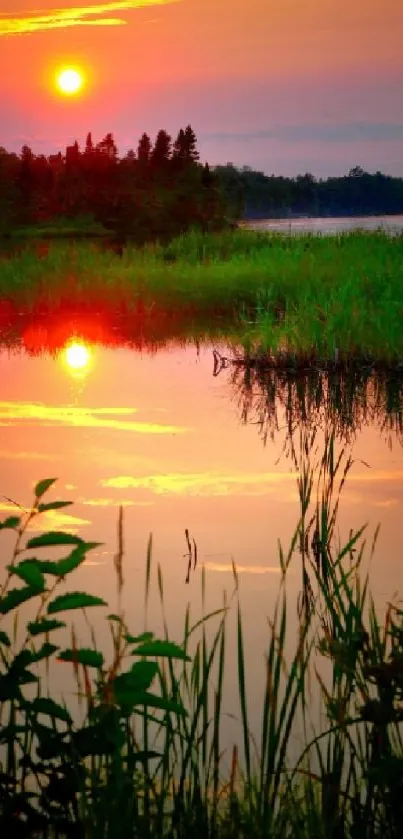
[213,348,403,451]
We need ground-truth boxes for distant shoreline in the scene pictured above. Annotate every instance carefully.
[2,212,403,242]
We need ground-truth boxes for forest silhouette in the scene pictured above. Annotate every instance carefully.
[216,163,403,219]
[1,127,403,240]
[0,126,227,241]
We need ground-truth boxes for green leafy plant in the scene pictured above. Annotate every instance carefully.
[0,479,190,837]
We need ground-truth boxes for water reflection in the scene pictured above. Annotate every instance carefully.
[1,325,403,760]
[0,327,402,602]
[63,341,92,377]
[213,348,403,451]
[0,308,220,358]
[245,214,403,236]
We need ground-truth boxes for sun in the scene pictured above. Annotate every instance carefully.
[56,68,83,96]
[64,342,91,371]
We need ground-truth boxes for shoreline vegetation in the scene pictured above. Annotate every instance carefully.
[1,435,403,837]
[1,229,403,369]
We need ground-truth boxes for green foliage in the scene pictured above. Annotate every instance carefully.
[0,477,189,837]
[30,696,72,724]
[47,592,107,613]
[34,477,57,498]
[37,500,73,512]
[0,630,11,646]
[0,516,21,530]
[58,647,104,668]
[27,618,66,636]
[8,559,46,589]
[26,531,84,548]
[0,585,42,615]
[38,543,100,577]
[130,639,192,660]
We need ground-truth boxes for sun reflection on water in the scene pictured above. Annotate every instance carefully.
[62,340,92,378]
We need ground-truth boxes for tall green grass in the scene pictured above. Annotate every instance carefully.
[1,433,403,837]
[1,229,403,363]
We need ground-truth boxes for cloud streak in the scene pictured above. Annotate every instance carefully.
[0,0,177,36]
[0,402,189,435]
[0,449,58,461]
[82,497,154,507]
[0,502,90,532]
[101,470,296,497]
[204,562,282,575]
[27,509,91,532]
[204,123,403,145]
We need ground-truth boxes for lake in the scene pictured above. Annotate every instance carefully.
[244,213,403,235]
[1,335,403,753]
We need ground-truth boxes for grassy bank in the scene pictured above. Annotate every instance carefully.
[1,229,403,365]
[1,435,403,837]
[2,214,111,240]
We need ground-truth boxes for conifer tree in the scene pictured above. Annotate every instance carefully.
[18,144,35,216]
[97,133,118,161]
[172,129,187,164]
[137,132,152,165]
[85,132,94,155]
[172,126,200,168]
[151,130,172,167]
[183,125,199,162]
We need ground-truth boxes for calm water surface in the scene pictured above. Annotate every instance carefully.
[1,340,403,749]
[244,214,403,235]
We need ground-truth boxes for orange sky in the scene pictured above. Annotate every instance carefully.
[0,0,402,174]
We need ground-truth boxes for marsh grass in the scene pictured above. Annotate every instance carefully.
[1,229,403,365]
[1,433,403,837]
[5,215,109,240]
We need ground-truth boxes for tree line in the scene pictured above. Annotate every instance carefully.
[216,164,403,219]
[0,126,227,240]
[1,128,403,239]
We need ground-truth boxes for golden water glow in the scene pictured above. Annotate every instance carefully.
[56,68,83,96]
[62,340,93,380]
[0,401,189,434]
[65,341,91,368]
